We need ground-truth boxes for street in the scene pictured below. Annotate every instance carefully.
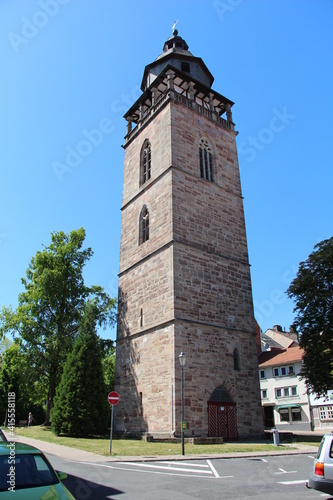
[48,453,332,499]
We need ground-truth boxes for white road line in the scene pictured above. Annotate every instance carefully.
[119,462,213,474]
[77,461,215,479]
[279,479,308,485]
[207,459,220,478]
[275,468,297,474]
[75,460,233,480]
[156,461,209,468]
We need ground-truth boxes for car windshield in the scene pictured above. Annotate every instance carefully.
[0,453,59,491]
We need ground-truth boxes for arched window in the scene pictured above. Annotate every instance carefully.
[139,206,149,245]
[140,140,151,185]
[199,138,213,182]
[233,348,240,371]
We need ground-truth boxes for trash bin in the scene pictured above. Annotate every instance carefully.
[272,429,280,446]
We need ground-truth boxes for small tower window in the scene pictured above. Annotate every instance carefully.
[233,348,240,371]
[139,206,149,245]
[140,140,151,185]
[199,138,213,182]
[181,62,190,73]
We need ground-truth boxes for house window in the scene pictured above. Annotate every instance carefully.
[139,206,149,245]
[276,386,297,398]
[280,409,290,422]
[288,366,295,374]
[141,140,151,185]
[273,368,279,377]
[320,406,333,421]
[292,408,302,421]
[233,348,240,371]
[261,389,267,399]
[199,138,213,182]
[281,367,287,376]
[260,370,265,379]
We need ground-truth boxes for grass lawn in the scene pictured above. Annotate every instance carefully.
[10,426,304,457]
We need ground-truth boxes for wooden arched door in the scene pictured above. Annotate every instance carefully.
[208,386,238,440]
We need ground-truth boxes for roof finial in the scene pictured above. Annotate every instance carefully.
[172,19,179,35]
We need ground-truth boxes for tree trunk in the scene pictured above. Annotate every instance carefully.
[45,370,56,425]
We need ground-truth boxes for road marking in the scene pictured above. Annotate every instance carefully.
[275,468,297,474]
[73,459,233,480]
[156,461,209,468]
[279,479,308,485]
[77,461,212,478]
[119,462,213,474]
[207,459,220,478]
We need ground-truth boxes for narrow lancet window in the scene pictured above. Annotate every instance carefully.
[233,348,240,371]
[139,206,149,245]
[199,138,213,182]
[141,140,151,185]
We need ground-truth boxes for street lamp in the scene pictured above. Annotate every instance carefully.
[178,350,186,455]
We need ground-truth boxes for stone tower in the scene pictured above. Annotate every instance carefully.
[114,29,263,439]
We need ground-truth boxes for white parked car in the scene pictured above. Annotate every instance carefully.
[307,433,333,495]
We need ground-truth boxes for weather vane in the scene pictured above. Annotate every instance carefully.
[172,20,179,33]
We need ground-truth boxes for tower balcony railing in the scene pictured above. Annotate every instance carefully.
[125,87,233,144]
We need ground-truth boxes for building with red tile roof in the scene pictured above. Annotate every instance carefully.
[258,342,311,430]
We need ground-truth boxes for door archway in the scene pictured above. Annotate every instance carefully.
[208,386,238,440]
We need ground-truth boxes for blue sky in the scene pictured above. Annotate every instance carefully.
[1,0,332,341]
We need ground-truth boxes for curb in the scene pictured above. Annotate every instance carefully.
[5,432,319,464]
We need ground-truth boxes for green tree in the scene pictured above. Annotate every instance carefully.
[0,342,44,424]
[287,237,333,396]
[0,336,12,362]
[0,228,116,423]
[100,339,116,393]
[0,343,25,423]
[51,301,109,437]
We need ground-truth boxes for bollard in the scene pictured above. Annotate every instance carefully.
[273,429,280,446]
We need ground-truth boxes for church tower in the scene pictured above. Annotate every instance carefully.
[114,29,263,439]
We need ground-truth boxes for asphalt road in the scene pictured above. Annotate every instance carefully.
[48,452,332,500]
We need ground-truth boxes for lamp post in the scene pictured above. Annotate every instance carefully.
[178,350,186,456]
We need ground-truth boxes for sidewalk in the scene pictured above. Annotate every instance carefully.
[4,431,320,464]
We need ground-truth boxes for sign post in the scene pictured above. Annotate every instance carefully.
[108,391,119,455]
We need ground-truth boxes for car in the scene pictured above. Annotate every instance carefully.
[0,430,7,442]
[306,432,333,495]
[0,442,74,499]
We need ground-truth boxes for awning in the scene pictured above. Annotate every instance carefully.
[277,404,301,410]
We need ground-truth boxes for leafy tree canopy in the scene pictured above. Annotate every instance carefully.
[101,341,116,393]
[51,301,109,437]
[0,341,44,423]
[0,336,12,362]
[287,237,333,396]
[0,228,116,423]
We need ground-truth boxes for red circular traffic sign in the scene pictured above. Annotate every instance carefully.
[108,391,120,405]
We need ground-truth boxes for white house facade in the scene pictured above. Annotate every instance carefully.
[258,344,312,431]
[309,391,333,431]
